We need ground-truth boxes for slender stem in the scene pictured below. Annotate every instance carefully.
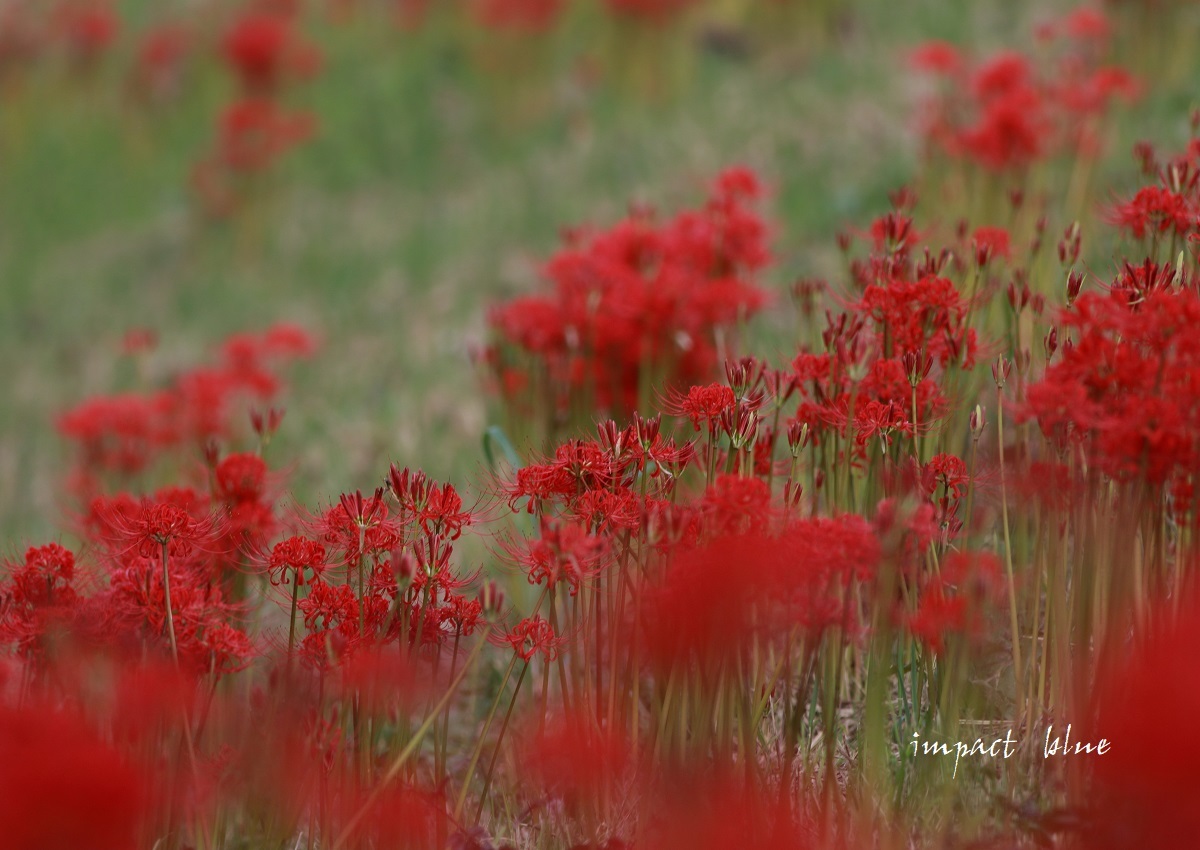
[332,629,489,850]
[161,541,180,667]
[474,660,531,826]
[997,387,1024,726]
[454,649,522,821]
[286,572,301,673]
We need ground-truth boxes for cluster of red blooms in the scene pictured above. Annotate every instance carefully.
[57,323,314,493]
[1024,280,1200,489]
[911,6,1138,172]
[0,3,184,102]
[1106,129,1200,255]
[192,6,321,216]
[283,464,487,670]
[485,168,770,426]
[788,198,983,467]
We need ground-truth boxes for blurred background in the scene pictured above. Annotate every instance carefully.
[1,0,1193,543]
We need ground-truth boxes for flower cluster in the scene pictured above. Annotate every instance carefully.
[484,168,770,428]
[912,8,1138,173]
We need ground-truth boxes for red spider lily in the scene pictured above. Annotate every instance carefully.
[1106,184,1197,241]
[912,16,1138,174]
[972,225,1012,265]
[58,325,312,486]
[666,382,737,432]
[1023,285,1200,484]
[298,579,363,668]
[568,486,641,533]
[220,12,320,95]
[267,535,328,586]
[1109,258,1181,307]
[129,23,190,103]
[215,97,315,172]
[98,548,254,675]
[924,453,969,501]
[314,488,401,563]
[0,544,81,660]
[857,274,978,368]
[52,1,118,67]
[0,702,150,850]
[904,551,1006,655]
[100,497,224,560]
[486,168,769,421]
[499,615,565,661]
[499,516,610,595]
[505,439,620,513]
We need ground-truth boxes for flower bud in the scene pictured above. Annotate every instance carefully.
[991,356,1012,388]
[970,404,987,440]
[1044,326,1059,362]
[479,580,505,617]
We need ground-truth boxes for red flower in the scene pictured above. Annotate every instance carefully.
[0,703,149,850]
[500,615,564,661]
[216,97,315,172]
[669,382,736,431]
[1107,185,1195,241]
[268,535,327,586]
[1023,286,1200,484]
[221,13,320,94]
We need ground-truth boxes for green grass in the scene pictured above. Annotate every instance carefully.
[0,0,1178,546]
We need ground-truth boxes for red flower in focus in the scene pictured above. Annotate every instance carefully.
[103,498,221,559]
[500,615,564,661]
[924,453,968,500]
[669,382,736,432]
[268,535,327,586]
[501,517,609,595]
[1023,286,1200,484]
